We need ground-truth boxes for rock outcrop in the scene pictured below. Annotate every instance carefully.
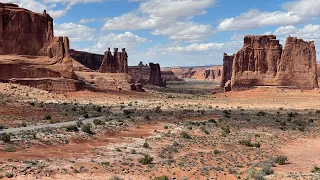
[99,48,128,73]
[69,49,104,70]
[220,53,234,87]
[231,35,282,87]
[230,35,318,89]
[0,3,53,56]
[149,63,166,87]
[0,3,77,92]
[276,37,318,89]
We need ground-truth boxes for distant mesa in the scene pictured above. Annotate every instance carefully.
[221,35,318,90]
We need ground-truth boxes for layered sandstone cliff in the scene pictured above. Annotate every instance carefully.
[69,49,103,70]
[0,3,53,56]
[0,3,76,92]
[149,63,166,87]
[231,35,282,87]
[99,48,128,73]
[229,35,318,89]
[221,53,234,87]
[276,37,318,89]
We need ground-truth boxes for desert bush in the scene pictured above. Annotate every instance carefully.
[81,123,93,134]
[274,156,288,165]
[311,166,320,173]
[221,126,230,136]
[180,131,191,139]
[143,142,150,148]
[257,111,266,116]
[200,126,209,135]
[93,119,105,126]
[5,146,16,152]
[139,154,153,165]
[153,176,169,180]
[5,172,13,178]
[109,176,123,180]
[123,109,134,115]
[239,139,260,148]
[65,125,78,132]
[101,162,110,166]
[0,133,11,143]
[45,115,52,120]
[214,149,221,154]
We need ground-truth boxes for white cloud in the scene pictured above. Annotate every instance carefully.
[139,0,215,17]
[274,26,298,35]
[146,41,242,55]
[44,0,105,5]
[103,13,172,30]
[54,23,96,41]
[216,9,302,31]
[1,0,69,18]
[84,32,147,54]
[102,0,215,41]
[282,0,320,17]
[78,18,98,24]
[151,22,212,41]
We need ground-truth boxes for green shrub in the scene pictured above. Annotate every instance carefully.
[257,111,266,116]
[153,176,169,180]
[180,131,191,139]
[101,162,110,166]
[0,133,11,143]
[65,125,79,132]
[274,156,288,165]
[45,115,52,120]
[143,142,150,148]
[239,139,260,148]
[81,123,93,134]
[109,176,124,180]
[5,172,13,178]
[221,126,230,136]
[214,149,221,154]
[139,154,153,165]
[311,166,320,173]
[93,119,105,126]
[5,146,16,152]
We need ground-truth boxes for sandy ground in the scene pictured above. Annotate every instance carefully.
[1,81,320,179]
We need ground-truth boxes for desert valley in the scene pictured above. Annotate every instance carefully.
[1,2,320,180]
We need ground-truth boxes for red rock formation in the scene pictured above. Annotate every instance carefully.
[276,37,318,89]
[0,3,53,56]
[99,48,128,73]
[0,3,77,92]
[69,49,104,70]
[231,35,282,87]
[149,63,166,87]
[221,53,234,87]
[230,35,318,89]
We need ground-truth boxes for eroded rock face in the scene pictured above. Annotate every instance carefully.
[220,53,234,87]
[0,3,53,56]
[231,35,282,87]
[276,37,318,89]
[149,63,166,87]
[230,35,318,89]
[0,3,77,92]
[69,49,103,70]
[99,48,128,73]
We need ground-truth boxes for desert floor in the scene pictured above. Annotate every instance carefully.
[1,81,320,180]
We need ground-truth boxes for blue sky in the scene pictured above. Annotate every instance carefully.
[4,0,320,67]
